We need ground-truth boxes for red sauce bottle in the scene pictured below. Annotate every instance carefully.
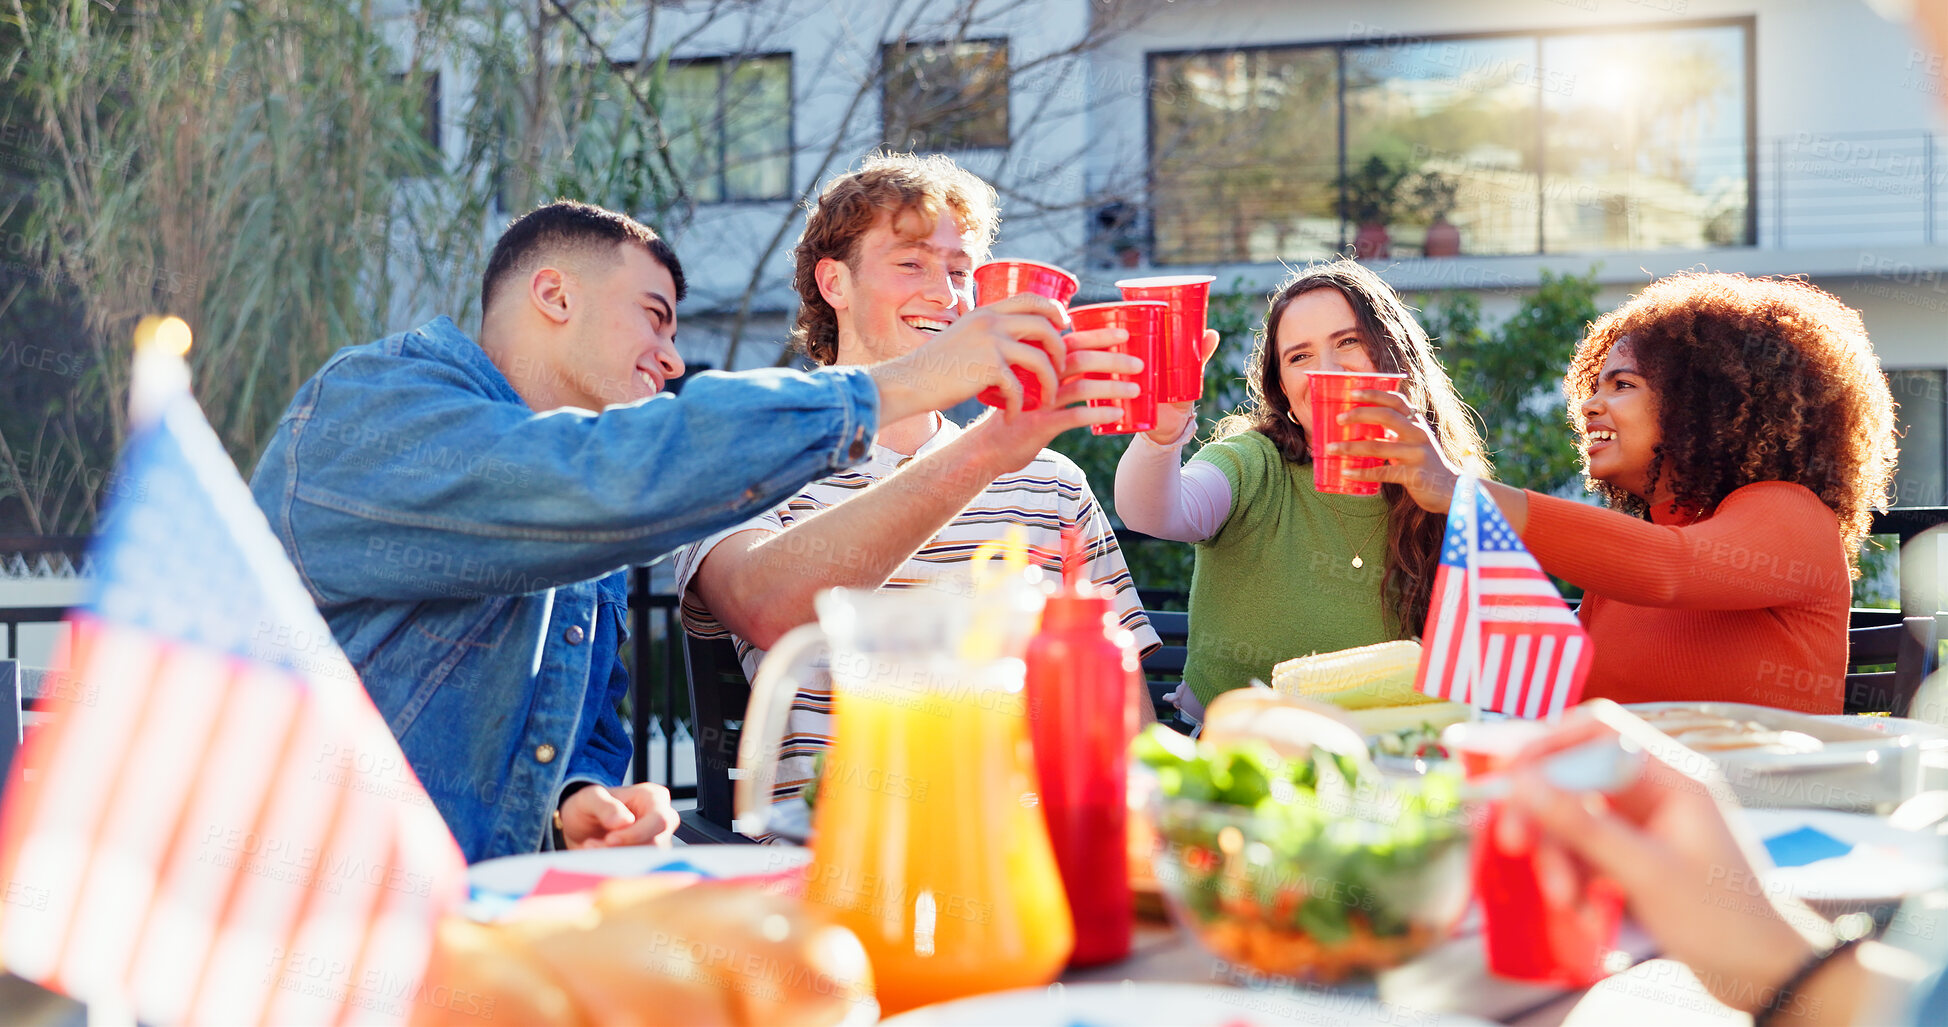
[1024,575,1139,966]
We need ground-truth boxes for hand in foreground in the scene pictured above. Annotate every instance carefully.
[1142,329,1222,446]
[558,782,678,849]
[965,342,1144,474]
[1328,389,1461,512]
[1499,701,1828,1015]
[870,294,1127,421]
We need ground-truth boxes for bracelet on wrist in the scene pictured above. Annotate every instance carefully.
[1753,935,1865,1026]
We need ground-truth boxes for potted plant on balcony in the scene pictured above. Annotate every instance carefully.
[1334,154,1409,260]
[1415,170,1462,258]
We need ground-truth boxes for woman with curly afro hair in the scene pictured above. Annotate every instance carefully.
[1342,272,1898,713]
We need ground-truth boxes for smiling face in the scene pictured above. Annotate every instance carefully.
[1579,340,1666,503]
[1273,287,1381,415]
[820,209,977,366]
[558,242,685,408]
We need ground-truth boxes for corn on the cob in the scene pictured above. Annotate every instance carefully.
[1342,701,1475,736]
[1270,640,1440,710]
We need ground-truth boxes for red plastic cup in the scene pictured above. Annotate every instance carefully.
[1307,370,1408,495]
[972,259,1081,411]
[1068,301,1164,435]
[1445,721,1626,989]
[1115,275,1215,404]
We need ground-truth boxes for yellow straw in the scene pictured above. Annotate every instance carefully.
[961,526,1030,662]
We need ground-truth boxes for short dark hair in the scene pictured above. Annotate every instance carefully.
[480,199,687,315]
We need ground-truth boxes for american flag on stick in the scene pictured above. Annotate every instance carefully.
[1414,476,1591,718]
[0,318,466,1025]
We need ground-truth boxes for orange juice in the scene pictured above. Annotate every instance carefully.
[803,660,1074,1014]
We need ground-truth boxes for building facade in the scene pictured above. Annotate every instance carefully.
[384,0,1946,505]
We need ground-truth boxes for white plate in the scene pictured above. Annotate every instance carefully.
[467,844,810,900]
[878,982,1497,1027]
[1738,807,1948,915]
[1810,714,1948,748]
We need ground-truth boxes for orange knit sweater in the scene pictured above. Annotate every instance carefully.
[1519,482,1851,714]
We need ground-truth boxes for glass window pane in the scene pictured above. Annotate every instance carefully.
[1891,369,1946,506]
[1343,38,1542,257]
[1541,25,1749,252]
[722,56,792,201]
[665,60,723,205]
[883,40,1010,151]
[1149,47,1339,265]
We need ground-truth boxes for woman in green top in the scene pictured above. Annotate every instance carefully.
[1115,260,1488,720]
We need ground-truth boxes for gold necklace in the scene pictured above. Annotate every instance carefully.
[1317,495,1387,570]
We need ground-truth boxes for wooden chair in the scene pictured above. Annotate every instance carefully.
[1844,614,1941,717]
[675,633,756,845]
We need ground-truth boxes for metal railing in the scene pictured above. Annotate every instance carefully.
[1093,130,1948,268]
[0,536,700,798]
[624,567,693,799]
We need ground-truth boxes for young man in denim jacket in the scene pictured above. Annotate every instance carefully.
[250,200,1109,861]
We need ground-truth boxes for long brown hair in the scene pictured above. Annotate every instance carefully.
[1213,260,1490,636]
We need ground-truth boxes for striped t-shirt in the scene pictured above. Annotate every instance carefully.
[673,416,1158,824]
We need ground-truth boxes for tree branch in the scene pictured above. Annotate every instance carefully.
[727,0,934,370]
[545,0,693,215]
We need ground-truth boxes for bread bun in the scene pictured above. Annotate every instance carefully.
[412,917,581,1027]
[413,879,874,1027]
[1200,688,1370,762]
[530,884,874,1027]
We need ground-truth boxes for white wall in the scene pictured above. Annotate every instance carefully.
[375,1,1946,370]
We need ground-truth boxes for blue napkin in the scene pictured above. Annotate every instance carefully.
[644,859,716,877]
[1764,826,1854,867]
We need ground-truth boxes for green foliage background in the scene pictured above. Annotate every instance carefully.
[0,0,727,535]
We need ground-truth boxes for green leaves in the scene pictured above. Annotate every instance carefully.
[1423,268,1602,500]
[1141,728,1471,944]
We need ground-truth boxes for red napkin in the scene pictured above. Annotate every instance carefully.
[529,868,621,897]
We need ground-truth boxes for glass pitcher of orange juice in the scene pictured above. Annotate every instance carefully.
[735,584,1074,1015]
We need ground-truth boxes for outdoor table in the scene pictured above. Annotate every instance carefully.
[1059,907,1658,1026]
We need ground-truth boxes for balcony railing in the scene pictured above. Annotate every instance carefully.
[1091,130,1948,268]
[1764,130,1944,249]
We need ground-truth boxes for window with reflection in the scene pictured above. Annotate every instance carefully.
[1147,21,1751,265]
[1150,48,1338,265]
[1542,27,1748,252]
[883,39,1010,151]
[1889,368,1946,507]
[662,55,793,204]
[570,54,792,208]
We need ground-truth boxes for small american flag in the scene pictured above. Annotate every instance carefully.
[1415,476,1591,718]
[0,334,466,1024]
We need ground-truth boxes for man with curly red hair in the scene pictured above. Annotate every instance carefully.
[673,153,1160,832]
[1348,272,1897,713]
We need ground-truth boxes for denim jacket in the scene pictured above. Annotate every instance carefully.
[249,317,878,861]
